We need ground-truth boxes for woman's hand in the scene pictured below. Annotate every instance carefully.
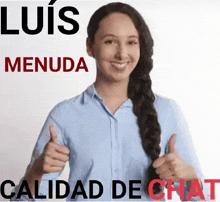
[152,134,199,188]
[32,126,69,175]
[24,126,69,194]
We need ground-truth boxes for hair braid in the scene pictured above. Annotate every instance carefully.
[128,55,162,195]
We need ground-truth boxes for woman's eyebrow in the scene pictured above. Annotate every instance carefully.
[128,35,139,39]
[101,34,116,39]
[101,34,138,40]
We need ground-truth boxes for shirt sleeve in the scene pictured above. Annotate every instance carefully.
[165,100,211,201]
[11,111,67,201]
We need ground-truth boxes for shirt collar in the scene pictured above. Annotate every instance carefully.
[83,83,133,108]
[83,83,102,104]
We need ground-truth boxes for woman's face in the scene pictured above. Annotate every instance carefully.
[87,12,140,83]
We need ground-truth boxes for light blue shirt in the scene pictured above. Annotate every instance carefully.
[12,84,210,201]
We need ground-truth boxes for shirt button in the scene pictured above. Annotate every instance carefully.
[114,168,120,173]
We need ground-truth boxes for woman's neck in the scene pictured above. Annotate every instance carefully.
[95,79,129,114]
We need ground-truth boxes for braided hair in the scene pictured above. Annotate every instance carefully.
[87,2,162,194]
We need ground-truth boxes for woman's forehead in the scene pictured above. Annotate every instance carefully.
[95,13,139,38]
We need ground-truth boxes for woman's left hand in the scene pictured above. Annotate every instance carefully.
[152,134,198,184]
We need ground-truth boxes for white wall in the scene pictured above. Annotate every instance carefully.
[0,0,220,200]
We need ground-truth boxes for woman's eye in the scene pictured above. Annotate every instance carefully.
[105,40,115,44]
[128,41,138,45]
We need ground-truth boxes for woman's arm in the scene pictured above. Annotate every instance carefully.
[11,114,69,201]
[153,134,203,197]
[153,98,211,201]
[24,126,69,194]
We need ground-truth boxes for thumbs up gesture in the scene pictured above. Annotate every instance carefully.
[32,126,69,175]
[152,134,197,183]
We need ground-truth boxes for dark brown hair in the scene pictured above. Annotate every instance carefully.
[87,2,162,194]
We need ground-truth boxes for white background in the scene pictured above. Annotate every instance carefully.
[0,0,220,201]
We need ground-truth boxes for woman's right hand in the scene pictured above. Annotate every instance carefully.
[32,126,69,176]
[24,126,69,194]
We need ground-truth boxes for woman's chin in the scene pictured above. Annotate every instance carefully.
[107,75,130,83]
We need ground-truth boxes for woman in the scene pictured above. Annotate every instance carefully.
[12,2,209,201]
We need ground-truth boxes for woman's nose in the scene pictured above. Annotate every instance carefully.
[114,44,128,60]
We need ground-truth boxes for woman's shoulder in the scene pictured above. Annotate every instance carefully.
[48,92,85,121]
[52,94,81,111]
[154,94,185,122]
[48,84,95,121]
[154,94,186,126]
[154,94,179,111]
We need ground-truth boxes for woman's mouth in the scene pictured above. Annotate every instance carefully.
[111,62,129,69]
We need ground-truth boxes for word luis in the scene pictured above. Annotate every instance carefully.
[5,57,88,72]
[1,1,79,35]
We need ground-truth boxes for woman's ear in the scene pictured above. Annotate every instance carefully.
[86,38,94,57]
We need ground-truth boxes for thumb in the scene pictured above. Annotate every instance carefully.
[49,125,57,143]
[168,134,176,153]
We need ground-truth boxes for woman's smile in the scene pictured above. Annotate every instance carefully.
[110,61,130,70]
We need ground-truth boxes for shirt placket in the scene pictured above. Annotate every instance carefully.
[110,116,121,176]
[96,97,123,200]
[110,113,124,202]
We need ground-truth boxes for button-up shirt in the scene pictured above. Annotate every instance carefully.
[12,84,210,201]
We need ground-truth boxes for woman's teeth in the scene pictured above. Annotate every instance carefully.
[111,62,127,68]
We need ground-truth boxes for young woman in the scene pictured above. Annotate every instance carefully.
[12,2,210,201]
